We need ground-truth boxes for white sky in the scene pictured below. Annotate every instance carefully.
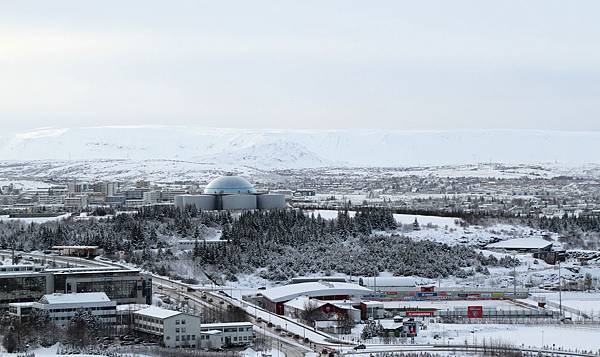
[1,1,599,131]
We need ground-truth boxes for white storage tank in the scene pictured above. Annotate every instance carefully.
[174,194,191,210]
[221,194,257,210]
[257,194,286,209]
[183,195,216,210]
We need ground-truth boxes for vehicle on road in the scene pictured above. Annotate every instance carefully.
[353,344,366,350]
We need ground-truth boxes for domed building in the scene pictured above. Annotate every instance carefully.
[203,176,257,195]
[174,175,286,211]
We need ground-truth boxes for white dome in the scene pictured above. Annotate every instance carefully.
[203,176,257,195]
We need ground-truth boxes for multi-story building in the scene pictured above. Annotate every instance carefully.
[0,265,53,310]
[133,306,206,348]
[0,264,151,310]
[27,292,116,328]
[199,322,254,347]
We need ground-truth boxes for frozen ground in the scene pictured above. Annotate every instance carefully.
[350,321,600,352]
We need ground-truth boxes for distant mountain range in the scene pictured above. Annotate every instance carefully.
[1,126,599,169]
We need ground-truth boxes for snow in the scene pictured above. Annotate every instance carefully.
[42,292,110,304]
[4,126,600,168]
[306,210,462,228]
[381,299,529,311]
[0,213,71,224]
[260,282,372,302]
[134,306,182,319]
[486,238,554,250]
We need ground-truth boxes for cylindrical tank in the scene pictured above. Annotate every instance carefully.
[174,194,191,210]
[221,194,257,210]
[183,195,216,210]
[256,194,286,209]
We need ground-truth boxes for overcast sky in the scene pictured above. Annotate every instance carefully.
[1,1,599,132]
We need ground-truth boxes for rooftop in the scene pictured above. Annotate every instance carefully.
[40,292,111,305]
[204,176,256,195]
[134,306,182,319]
[486,238,554,250]
[260,281,372,303]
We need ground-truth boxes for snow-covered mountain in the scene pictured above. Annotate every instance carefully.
[1,126,600,168]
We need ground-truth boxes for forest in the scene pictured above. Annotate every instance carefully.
[0,206,519,283]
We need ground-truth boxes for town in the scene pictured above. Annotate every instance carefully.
[1,173,599,356]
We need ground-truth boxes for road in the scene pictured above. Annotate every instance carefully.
[7,250,590,357]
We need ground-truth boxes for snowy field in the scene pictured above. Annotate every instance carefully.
[0,212,70,224]
[381,299,528,312]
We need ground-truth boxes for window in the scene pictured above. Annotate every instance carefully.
[175,320,180,325]
[176,328,180,333]
[166,336,170,340]
[181,327,186,333]
[181,319,186,325]
[176,336,180,341]
[191,335,195,340]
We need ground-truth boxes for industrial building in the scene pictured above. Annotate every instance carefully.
[257,281,372,315]
[175,175,286,211]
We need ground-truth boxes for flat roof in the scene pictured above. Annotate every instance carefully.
[261,282,372,303]
[486,238,553,250]
[52,245,99,249]
[134,306,182,319]
[41,292,111,305]
[201,322,253,328]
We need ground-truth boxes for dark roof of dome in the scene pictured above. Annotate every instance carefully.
[203,176,257,195]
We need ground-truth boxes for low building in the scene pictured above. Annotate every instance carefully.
[133,306,202,348]
[199,322,253,347]
[258,281,372,315]
[27,292,116,328]
[51,245,101,257]
[485,238,554,253]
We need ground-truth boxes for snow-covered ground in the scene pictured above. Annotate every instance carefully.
[0,212,70,224]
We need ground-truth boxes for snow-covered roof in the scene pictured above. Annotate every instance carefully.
[201,322,253,328]
[486,238,553,250]
[360,276,418,287]
[116,304,150,312]
[40,292,111,305]
[134,306,182,319]
[260,282,372,303]
[283,296,326,310]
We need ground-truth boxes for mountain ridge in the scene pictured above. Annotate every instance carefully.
[2,126,599,168]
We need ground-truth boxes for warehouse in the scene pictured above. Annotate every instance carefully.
[258,281,372,315]
[174,175,286,211]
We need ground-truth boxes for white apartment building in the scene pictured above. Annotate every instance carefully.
[28,292,116,328]
[133,306,207,348]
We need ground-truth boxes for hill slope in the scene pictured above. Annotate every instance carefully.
[1,126,599,168]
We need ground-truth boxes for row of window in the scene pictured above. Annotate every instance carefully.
[47,306,114,313]
[135,322,163,333]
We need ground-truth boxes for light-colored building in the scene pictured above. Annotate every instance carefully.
[133,306,203,348]
[199,322,254,347]
[25,292,116,328]
[174,176,286,211]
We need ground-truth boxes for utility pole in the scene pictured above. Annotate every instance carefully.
[558,261,563,316]
[513,264,517,298]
